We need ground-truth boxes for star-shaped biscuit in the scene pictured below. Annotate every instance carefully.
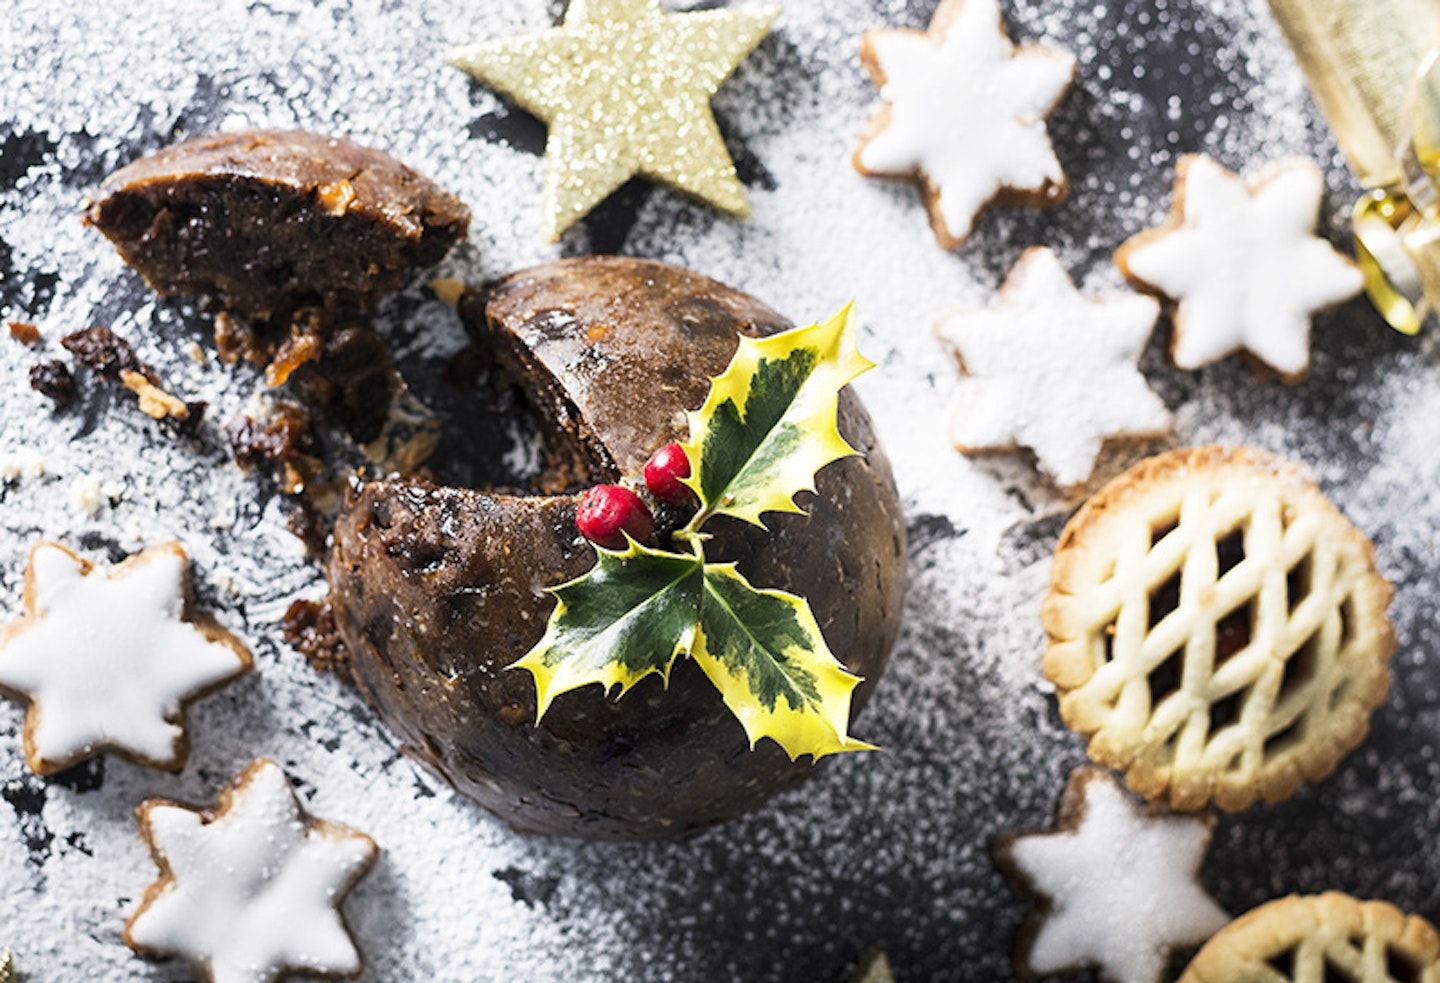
[854,0,1076,247]
[451,0,779,241]
[1116,155,1364,381]
[0,542,251,775]
[126,758,379,983]
[994,768,1230,983]
[934,247,1171,489]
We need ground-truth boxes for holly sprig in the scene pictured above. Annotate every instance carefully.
[510,304,877,761]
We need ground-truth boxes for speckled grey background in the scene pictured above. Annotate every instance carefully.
[0,1,1436,981]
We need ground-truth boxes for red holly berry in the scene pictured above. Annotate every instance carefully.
[575,484,654,550]
[644,443,694,505]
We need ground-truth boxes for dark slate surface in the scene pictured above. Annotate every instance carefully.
[0,0,1435,981]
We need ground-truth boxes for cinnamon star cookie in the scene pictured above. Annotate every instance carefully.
[1115,155,1364,381]
[126,759,379,983]
[934,246,1170,489]
[995,767,1229,983]
[0,541,251,775]
[854,0,1075,247]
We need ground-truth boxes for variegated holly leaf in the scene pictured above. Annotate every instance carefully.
[679,303,874,528]
[693,562,872,760]
[512,543,874,759]
[514,302,879,759]
[512,540,703,719]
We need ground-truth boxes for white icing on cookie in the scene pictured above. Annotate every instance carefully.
[127,759,378,983]
[934,247,1171,488]
[856,0,1075,246]
[1004,769,1229,983]
[0,542,250,773]
[1118,155,1364,379]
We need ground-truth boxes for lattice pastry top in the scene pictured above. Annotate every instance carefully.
[1180,893,1440,983]
[1043,447,1395,811]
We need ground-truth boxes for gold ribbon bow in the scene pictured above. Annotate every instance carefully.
[1270,0,1440,333]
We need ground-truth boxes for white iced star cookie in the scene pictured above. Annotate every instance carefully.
[126,758,379,983]
[0,541,251,775]
[934,247,1172,490]
[994,767,1230,983]
[1116,155,1364,381]
[854,0,1076,248]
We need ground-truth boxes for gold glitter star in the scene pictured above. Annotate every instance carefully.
[451,0,780,240]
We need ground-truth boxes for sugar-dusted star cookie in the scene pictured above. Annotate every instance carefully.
[126,758,379,983]
[450,0,779,241]
[994,767,1230,983]
[934,246,1171,490]
[1116,155,1365,382]
[0,541,251,775]
[854,0,1076,248]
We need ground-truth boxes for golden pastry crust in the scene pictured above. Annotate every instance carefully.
[1042,447,1395,811]
[1180,893,1440,983]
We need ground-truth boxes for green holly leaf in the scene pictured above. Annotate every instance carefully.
[512,544,874,760]
[693,563,872,761]
[512,540,703,719]
[679,303,874,528]
[512,302,880,760]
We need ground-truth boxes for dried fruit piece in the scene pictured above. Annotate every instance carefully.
[8,321,41,345]
[61,326,147,380]
[28,361,75,405]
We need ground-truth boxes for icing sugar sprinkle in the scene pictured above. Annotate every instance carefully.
[0,0,1435,981]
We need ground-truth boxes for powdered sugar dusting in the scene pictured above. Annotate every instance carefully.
[0,0,1436,981]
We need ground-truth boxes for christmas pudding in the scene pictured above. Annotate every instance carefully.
[328,256,907,839]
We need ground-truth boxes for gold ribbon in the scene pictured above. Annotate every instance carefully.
[1269,0,1440,333]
